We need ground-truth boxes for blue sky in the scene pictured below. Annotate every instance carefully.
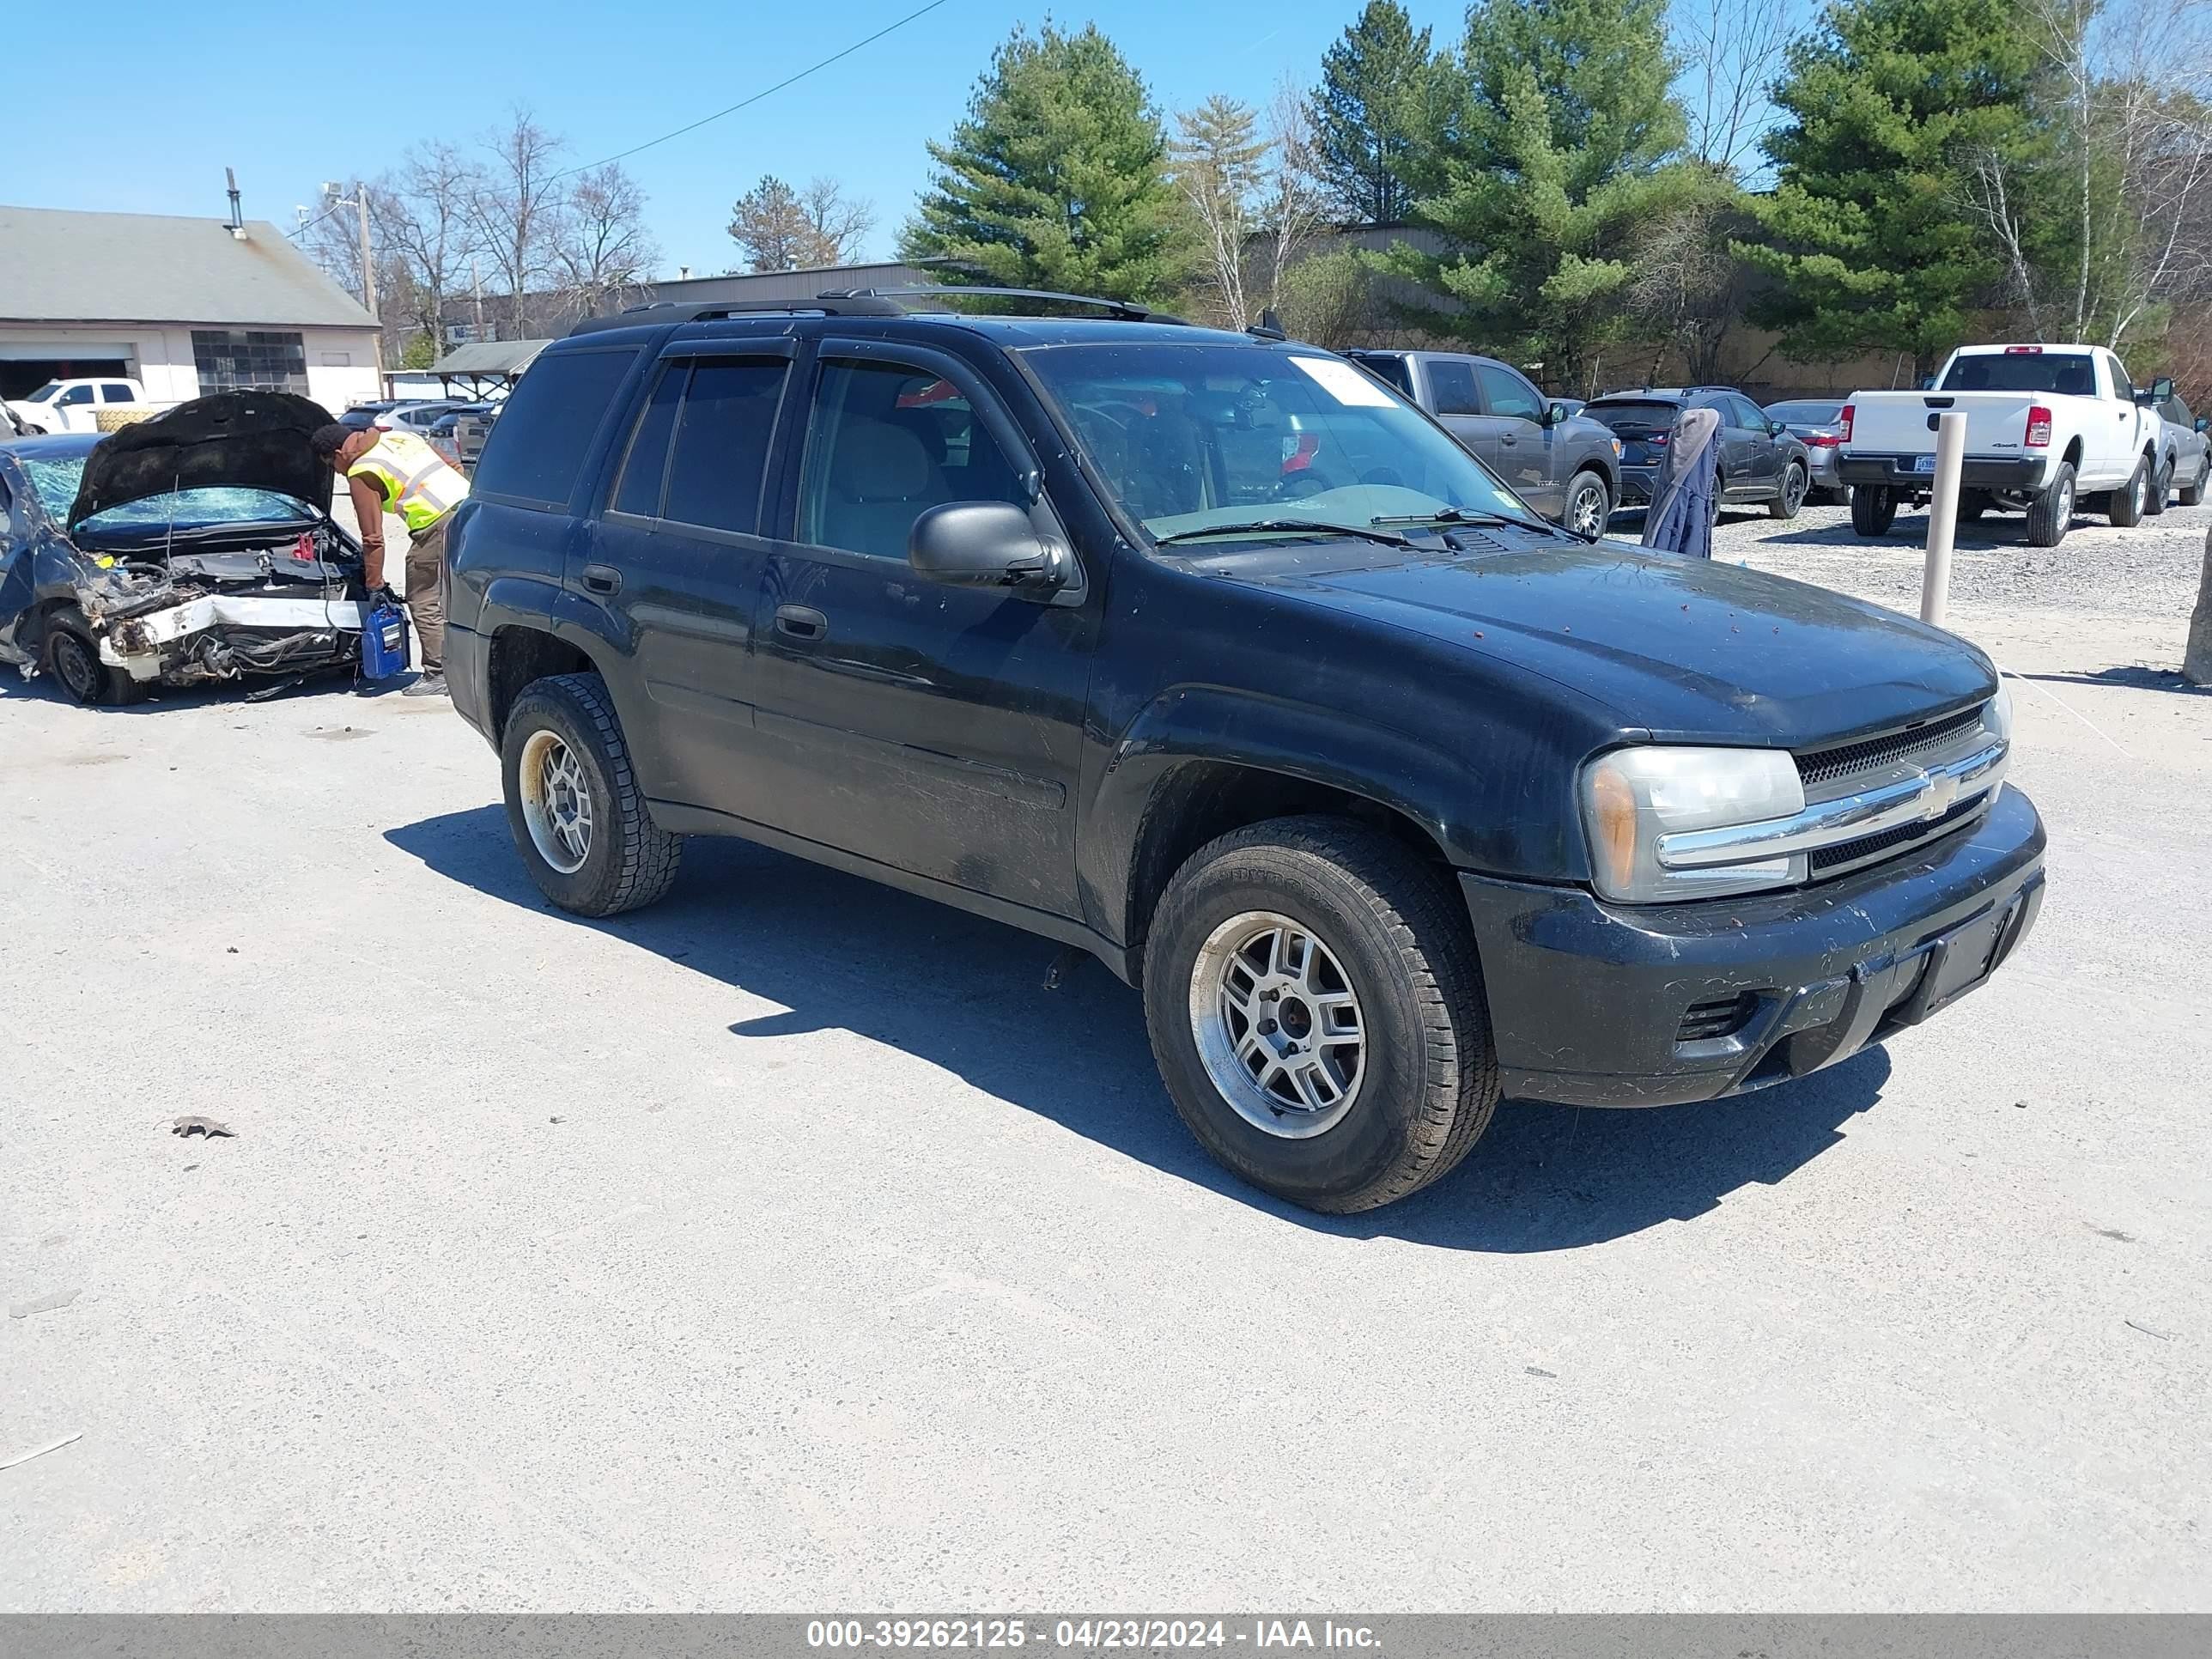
[7,1,1482,280]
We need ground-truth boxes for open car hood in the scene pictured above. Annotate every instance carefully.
[66,392,335,532]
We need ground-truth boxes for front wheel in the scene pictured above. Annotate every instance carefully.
[1769,460,1808,520]
[2145,457,2171,517]
[43,607,145,706]
[501,672,681,916]
[1850,484,1898,537]
[2109,455,2149,526]
[1141,817,1499,1212]
[1562,468,1611,539]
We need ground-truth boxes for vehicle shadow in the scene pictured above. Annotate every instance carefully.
[388,805,1893,1254]
[2020,664,2212,696]
[0,665,380,711]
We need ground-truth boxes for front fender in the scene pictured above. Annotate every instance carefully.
[1078,684,1584,946]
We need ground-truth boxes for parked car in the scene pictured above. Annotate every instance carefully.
[1344,349,1622,537]
[380,400,467,435]
[1763,398,1850,503]
[3,376,166,436]
[2140,378,2209,508]
[1838,344,2160,545]
[440,291,2045,1214]
[1583,387,1813,520]
[452,405,500,471]
[337,406,392,433]
[0,395,372,703]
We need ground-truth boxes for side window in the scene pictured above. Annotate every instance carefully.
[799,360,1028,560]
[1426,360,1481,416]
[611,362,685,518]
[58,386,93,406]
[100,383,136,403]
[470,348,638,508]
[1475,363,1544,422]
[661,358,790,536]
[2107,356,2135,402]
[1730,396,1765,429]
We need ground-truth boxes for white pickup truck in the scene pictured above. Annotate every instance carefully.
[1837,343,2160,547]
[3,376,165,437]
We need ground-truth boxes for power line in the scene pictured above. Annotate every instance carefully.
[552,0,957,181]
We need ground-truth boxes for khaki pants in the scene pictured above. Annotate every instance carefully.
[404,517,448,673]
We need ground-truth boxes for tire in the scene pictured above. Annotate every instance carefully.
[1850,484,1898,537]
[1141,816,1499,1213]
[2024,462,2075,548]
[2180,461,2206,507]
[1769,460,1808,520]
[500,672,681,917]
[1709,473,1724,526]
[2108,454,2149,526]
[43,607,144,706]
[2145,456,2171,517]
[1562,468,1611,539]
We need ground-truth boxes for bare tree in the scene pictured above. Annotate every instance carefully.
[727,175,872,271]
[1671,0,1798,178]
[372,143,481,360]
[1173,96,1266,327]
[465,108,568,331]
[1626,179,1747,385]
[799,178,874,266]
[551,164,659,321]
[1256,78,1330,316]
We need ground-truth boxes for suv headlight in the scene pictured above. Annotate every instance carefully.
[1580,746,1807,902]
[1984,681,2013,744]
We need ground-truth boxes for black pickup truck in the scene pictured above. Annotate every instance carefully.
[442,291,2045,1213]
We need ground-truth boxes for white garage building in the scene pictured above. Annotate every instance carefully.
[0,204,381,413]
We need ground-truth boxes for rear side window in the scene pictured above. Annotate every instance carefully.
[1427,360,1481,416]
[1475,363,1542,422]
[471,347,638,508]
[1349,354,1410,395]
[100,383,136,403]
[661,358,790,535]
[611,365,684,517]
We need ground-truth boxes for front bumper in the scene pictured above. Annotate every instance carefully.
[1459,785,2046,1107]
[1838,454,2046,492]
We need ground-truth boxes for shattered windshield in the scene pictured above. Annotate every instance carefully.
[21,455,313,531]
[1018,341,1532,542]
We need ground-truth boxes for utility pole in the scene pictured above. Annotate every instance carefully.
[355,181,378,325]
[471,258,487,343]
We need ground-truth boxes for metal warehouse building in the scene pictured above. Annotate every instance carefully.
[0,204,382,410]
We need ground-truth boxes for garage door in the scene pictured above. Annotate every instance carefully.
[0,357,133,400]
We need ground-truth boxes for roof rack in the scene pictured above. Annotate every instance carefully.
[566,285,1193,338]
[830,286,1188,325]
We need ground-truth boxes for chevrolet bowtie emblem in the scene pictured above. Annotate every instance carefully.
[1921,770,1960,820]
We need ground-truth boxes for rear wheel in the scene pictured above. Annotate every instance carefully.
[1769,460,1808,520]
[43,607,145,706]
[1142,817,1499,1213]
[2109,455,2149,526]
[2181,459,2208,507]
[1563,468,1611,539]
[501,672,681,916]
[2024,462,2075,548]
[1850,484,1898,537]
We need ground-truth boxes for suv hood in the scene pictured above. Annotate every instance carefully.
[1216,537,1995,744]
[66,392,334,532]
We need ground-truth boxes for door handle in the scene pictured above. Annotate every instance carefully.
[775,604,828,641]
[580,563,622,595]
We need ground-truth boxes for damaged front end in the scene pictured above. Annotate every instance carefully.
[69,528,370,690]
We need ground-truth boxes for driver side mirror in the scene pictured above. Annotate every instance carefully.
[909,501,1071,596]
[1918,375,1937,391]
[2151,376,2175,401]
[1542,402,1568,428]
[2197,416,2209,434]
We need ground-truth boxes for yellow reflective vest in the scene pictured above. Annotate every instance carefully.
[349,429,468,535]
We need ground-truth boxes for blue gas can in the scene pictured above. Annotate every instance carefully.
[362,599,410,680]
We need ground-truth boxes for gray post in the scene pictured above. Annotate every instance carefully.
[2185,527,2212,684]
[1922,411,1968,627]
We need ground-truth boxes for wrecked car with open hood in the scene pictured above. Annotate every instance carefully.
[0,392,370,704]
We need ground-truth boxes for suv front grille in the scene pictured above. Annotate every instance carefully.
[1796,705,1984,790]
[1808,795,1987,878]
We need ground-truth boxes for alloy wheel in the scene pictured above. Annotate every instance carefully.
[1187,911,1367,1139]
[1569,480,1607,538]
[519,728,595,875]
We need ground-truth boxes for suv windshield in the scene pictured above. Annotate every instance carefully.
[1941,352,2098,395]
[1019,342,1531,540]
[23,381,62,404]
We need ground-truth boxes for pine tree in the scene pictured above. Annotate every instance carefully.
[1375,0,1689,388]
[899,24,1187,302]
[1739,0,2051,377]
[1307,2,1448,225]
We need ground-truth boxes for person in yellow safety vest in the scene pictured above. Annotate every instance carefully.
[311,422,470,696]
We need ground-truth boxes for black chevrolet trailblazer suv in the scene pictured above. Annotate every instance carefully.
[442,289,2046,1213]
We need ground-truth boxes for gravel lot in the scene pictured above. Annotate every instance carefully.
[3,499,2209,1612]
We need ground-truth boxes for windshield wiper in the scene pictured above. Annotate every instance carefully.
[1152,518,1418,549]
[1370,506,1566,539]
